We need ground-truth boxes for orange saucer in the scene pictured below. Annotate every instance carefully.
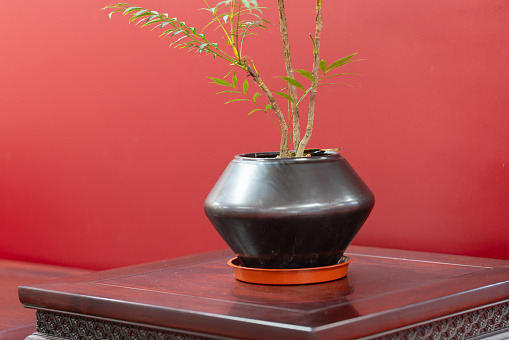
[227,256,352,285]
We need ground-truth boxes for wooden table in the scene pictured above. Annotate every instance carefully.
[18,246,509,340]
[0,259,89,340]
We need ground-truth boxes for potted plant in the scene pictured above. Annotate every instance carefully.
[103,0,375,274]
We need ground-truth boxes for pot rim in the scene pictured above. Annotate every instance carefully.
[234,150,343,164]
[227,255,352,285]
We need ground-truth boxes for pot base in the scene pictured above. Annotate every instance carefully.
[227,256,352,285]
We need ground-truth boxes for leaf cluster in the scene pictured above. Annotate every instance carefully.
[275,53,359,107]
[103,3,226,59]
[200,0,271,62]
[210,74,269,116]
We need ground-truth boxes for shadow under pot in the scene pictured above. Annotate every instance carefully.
[204,151,375,269]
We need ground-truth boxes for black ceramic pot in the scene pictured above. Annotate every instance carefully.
[204,151,375,269]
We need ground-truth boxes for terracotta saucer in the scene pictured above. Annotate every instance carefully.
[227,256,352,285]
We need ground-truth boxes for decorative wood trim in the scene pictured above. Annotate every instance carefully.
[371,301,509,340]
[34,302,509,340]
[35,310,225,340]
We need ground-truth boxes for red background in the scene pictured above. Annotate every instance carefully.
[1,0,508,270]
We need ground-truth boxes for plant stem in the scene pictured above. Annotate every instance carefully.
[203,0,239,60]
[295,0,322,157]
[235,0,242,59]
[277,0,300,151]
[246,64,290,157]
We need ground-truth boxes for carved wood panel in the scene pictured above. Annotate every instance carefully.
[34,302,509,340]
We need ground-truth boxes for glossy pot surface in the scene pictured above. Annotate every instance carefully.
[204,151,375,269]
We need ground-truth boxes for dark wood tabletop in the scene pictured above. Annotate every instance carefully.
[19,246,509,340]
[0,259,90,340]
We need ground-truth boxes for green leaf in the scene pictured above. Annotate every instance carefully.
[160,29,176,37]
[198,43,208,54]
[216,90,241,94]
[225,98,250,104]
[321,73,358,80]
[248,109,261,115]
[309,34,316,54]
[318,82,353,87]
[141,18,163,27]
[281,77,305,91]
[232,73,237,87]
[108,9,123,19]
[296,69,314,81]
[253,92,261,102]
[201,7,216,14]
[274,92,295,104]
[209,77,234,87]
[265,103,271,111]
[242,79,249,94]
[242,0,262,12]
[169,35,188,47]
[129,10,150,23]
[123,7,141,15]
[325,53,357,73]
[319,60,327,74]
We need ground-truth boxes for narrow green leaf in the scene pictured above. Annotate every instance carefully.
[296,69,314,81]
[232,73,237,87]
[321,73,358,80]
[265,104,271,111]
[131,9,149,18]
[123,7,141,15]
[216,90,241,94]
[198,43,208,54]
[108,9,123,19]
[319,60,327,74]
[201,7,216,14]
[142,18,164,28]
[225,98,251,104]
[309,34,316,54]
[248,109,262,115]
[169,35,188,46]
[318,82,353,87]
[242,79,249,94]
[253,92,261,102]
[209,77,234,87]
[281,77,305,91]
[160,29,176,37]
[242,0,253,9]
[274,92,295,104]
[325,53,357,73]
[129,12,151,24]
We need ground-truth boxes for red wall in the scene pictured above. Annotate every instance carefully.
[1,0,508,270]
